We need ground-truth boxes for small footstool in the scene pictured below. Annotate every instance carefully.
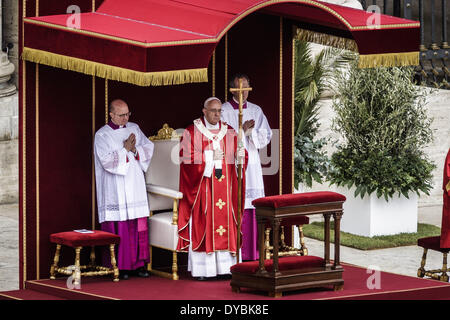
[49,230,121,286]
[417,236,450,282]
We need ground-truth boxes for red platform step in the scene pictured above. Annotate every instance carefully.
[0,289,66,300]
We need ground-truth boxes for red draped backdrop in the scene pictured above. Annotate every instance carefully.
[20,0,295,287]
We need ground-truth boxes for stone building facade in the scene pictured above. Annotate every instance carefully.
[0,0,18,204]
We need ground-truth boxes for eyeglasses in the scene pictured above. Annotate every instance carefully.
[114,112,131,118]
[206,109,223,114]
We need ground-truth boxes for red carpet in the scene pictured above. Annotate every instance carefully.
[2,263,450,300]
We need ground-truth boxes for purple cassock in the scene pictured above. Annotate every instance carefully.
[101,218,149,270]
[241,209,259,260]
[228,99,259,261]
[101,121,149,270]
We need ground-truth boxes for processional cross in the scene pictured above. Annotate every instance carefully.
[229,79,252,264]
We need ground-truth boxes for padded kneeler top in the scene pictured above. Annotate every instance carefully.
[230,256,325,274]
[50,230,121,247]
[418,236,450,253]
[252,191,346,209]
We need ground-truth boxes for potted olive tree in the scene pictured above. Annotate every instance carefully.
[328,63,435,237]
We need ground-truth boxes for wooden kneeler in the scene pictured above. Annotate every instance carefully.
[230,191,346,298]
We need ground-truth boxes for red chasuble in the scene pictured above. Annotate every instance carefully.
[177,119,246,254]
[440,149,450,248]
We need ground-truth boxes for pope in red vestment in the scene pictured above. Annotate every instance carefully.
[440,148,450,248]
[177,98,246,277]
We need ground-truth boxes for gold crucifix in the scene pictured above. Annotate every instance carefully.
[229,79,252,147]
[229,78,252,264]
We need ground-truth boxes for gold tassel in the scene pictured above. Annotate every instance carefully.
[295,28,358,52]
[358,51,419,68]
[446,181,450,193]
[21,47,208,86]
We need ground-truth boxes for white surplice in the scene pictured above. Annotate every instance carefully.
[221,100,273,209]
[94,122,154,223]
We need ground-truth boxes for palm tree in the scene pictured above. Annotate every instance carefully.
[293,39,354,189]
[294,39,355,138]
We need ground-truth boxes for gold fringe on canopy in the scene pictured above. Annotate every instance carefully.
[358,51,420,68]
[295,27,420,69]
[295,28,358,52]
[21,47,208,87]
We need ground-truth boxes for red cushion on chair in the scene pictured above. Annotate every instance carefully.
[230,256,325,274]
[418,236,450,253]
[50,230,121,247]
[252,192,346,209]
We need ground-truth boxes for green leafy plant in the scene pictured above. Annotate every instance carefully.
[294,135,330,188]
[293,39,354,189]
[328,63,435,201]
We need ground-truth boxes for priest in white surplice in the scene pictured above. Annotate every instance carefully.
[94,99,154,279]
[222,74,273,261]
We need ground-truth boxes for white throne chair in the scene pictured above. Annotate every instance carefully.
[146,124,183,280]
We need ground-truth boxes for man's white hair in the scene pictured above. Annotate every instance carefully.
[203,97,221,109]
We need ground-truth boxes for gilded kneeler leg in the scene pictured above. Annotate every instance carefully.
[74,247,82,287]
[109,244,119,282]
[172,251,179,280]
[265,227,271,260]
[280,226,286,249]
[417,248,428,278]
[298,226,308,256]
[440,253,449,282]
[50,244,61,279]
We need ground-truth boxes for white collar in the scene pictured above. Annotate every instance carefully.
[194,118,227,145]
[204,117,219,129]
[232,97,248,105]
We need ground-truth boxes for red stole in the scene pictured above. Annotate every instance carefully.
[440,149,450,247]
[177,120,246,254]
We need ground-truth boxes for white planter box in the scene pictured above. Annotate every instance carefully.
[335,186,418,237]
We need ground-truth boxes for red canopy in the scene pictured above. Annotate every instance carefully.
[22,0,420,86]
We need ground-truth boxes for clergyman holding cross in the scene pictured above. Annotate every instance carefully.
[221,74,273,261]
[176,97,247,280]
